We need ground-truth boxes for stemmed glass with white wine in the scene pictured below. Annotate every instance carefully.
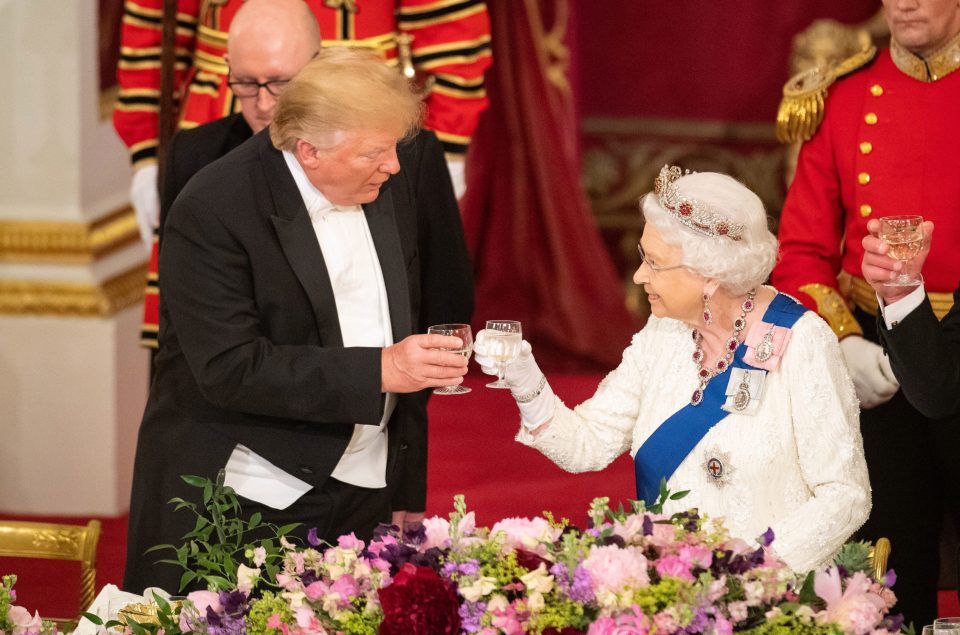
[427,323,473,395]
[879,215,925,287]
[923,621,960,635]
[484,320,522,389]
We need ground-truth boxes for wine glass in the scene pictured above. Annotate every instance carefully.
[484,320,522,389]
[878,215,924,287]
[924,620,960,635]
[427,323,472,395]
[934,618,960,631]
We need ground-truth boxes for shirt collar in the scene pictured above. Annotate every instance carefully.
[281,150,351,221]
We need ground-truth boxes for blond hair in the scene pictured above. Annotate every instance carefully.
[270,48,423,151]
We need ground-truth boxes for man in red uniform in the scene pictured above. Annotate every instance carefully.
[773,0,960,625]
[115,0,491,346]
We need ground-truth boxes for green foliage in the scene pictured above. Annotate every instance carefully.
[833,540,874,575]
[148,470,300,592]
[739,611,844,635]
[525,598,590,633]
[246,591,295,635]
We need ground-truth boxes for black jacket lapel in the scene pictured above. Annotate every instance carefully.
[363,185,412,343]
[258,135,344,346]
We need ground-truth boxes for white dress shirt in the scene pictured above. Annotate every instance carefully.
[877,283,926,330]
[282,150,396,489]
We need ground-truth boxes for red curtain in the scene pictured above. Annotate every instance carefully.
[461,0,639,371]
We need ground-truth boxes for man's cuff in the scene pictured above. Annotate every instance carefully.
[878,284,926,329]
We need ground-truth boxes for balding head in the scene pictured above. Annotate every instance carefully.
[226,0,321,133]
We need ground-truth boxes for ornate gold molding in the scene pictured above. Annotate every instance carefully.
[0,264,147,317]
[0,207,140,264]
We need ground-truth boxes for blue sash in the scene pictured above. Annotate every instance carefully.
[633,293,808,504]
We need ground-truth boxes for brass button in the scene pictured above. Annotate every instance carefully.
[865,112,878,125]
[870,84,884,96]
[858,172,871,185]
[860,141,873,154]
[860,204,872,217]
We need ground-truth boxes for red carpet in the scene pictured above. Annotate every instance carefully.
[3,371,958,619]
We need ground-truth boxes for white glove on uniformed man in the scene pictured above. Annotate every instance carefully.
[130,164,160,251]
[474,330,556,429]
[446,158,467,201]
[840,335,899,409]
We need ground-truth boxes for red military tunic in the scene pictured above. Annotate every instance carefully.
[114,0,493,169]
[772,36,960,337]
[117,0,492,347]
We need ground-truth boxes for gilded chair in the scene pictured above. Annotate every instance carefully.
[0,519,101,624]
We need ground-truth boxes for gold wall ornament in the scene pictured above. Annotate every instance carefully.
[581,118,785,319]
[0,264,148,317]
[0,206,140,264]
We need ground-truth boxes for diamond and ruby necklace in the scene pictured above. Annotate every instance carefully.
[690,289,757,405]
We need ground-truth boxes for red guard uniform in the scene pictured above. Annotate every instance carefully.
[772,33,960,626]
[115,0,492,346]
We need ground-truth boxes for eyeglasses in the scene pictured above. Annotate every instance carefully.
[227,78,291,98]
[637,244,685,273]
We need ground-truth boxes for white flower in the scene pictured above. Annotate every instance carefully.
[458,575,498,602]
[519,565,554,595]
[236,564,260,594]
[252,546,267,567]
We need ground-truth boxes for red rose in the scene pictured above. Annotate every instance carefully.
[378,563,461,635]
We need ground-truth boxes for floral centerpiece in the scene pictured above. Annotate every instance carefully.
[77,477,902,635]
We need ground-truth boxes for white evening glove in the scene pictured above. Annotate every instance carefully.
[474,329,556,429]
[446,158,467,201]
[130,163,160,250]
[840,335,900,409]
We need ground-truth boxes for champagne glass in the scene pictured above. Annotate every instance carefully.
[879,215,924,287]
[427,323,472,395]
[484,320,522,389]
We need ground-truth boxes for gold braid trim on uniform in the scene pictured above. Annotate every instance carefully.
[890,30,960,82]
[849,275,956,321]
[799,283,864,339]
[776,45,877,143]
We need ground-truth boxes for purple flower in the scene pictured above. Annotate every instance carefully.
[458,601,487,633]
[569,564,594,603]
[884,569,897,588]
[757,527,775,547]
[307,527,320,547]
[642,515,653,536]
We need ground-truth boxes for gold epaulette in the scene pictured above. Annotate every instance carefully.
[798,283,864,340]
[776,45,878,144]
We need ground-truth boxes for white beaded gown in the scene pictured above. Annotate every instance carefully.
[517,298,870,573]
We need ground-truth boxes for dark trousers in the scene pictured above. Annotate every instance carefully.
[240,477,394,549]
[854,308,960,628]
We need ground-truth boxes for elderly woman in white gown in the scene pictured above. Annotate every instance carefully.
[474,166,870,573]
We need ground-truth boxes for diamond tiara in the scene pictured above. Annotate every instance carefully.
[652,165,745,241]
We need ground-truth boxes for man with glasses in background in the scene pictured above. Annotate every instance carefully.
[123,0,475,592]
